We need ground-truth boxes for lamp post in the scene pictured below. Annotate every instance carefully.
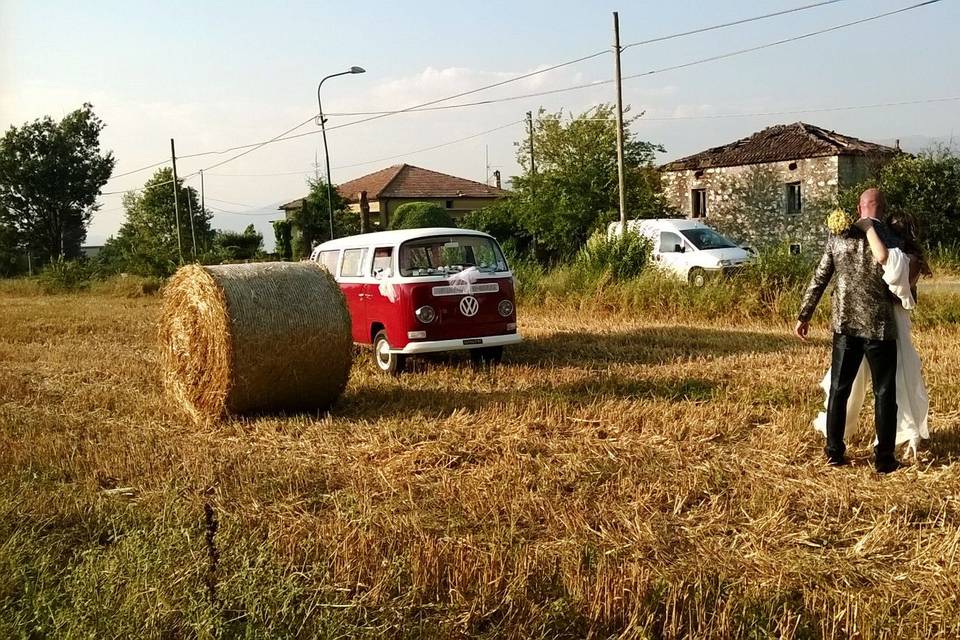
[317,66,365,241]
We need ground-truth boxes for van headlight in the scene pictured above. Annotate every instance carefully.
[415,305,436,323]
[498,300,514,317]
[719,259,732,267]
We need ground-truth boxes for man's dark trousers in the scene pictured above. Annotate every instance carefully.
[825,332,898,462]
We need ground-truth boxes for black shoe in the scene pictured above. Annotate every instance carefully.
[875,457,901,474]
[826,455,849,467]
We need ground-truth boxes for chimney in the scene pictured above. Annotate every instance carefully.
[493,170,501,189]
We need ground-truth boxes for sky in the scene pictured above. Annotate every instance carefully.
[2,0,958,249]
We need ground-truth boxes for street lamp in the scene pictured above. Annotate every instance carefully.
[317,66,365,241]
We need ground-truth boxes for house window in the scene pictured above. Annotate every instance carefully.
[445,200,454,209]
[785,182,802,214]
[339,248,366,278]
[691,189,707,218]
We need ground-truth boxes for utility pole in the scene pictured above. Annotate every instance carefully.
[485,144,489,185]
[185,185,197,258]
[199,169,206,251]
[526,111,536,176]
[613,11,628,231]
[170,138,184,264]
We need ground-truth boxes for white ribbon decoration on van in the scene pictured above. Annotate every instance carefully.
[376,272,401,303]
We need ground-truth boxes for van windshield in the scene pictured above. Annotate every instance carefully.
[679,228,737,250]
[399,235,508,277]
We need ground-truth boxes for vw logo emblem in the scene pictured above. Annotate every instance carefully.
[459,295,479,317]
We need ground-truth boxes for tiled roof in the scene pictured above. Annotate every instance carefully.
[341,164,507,201]
[279,164,507,210]
[661,122,900,171]
[335,164,407,203]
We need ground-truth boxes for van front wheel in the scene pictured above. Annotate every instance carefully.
[374,331,405,375]
[688,267,708,288]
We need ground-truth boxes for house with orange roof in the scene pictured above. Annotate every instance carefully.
[279,164,507,231]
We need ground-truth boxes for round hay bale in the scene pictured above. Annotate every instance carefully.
[158,262,352,422]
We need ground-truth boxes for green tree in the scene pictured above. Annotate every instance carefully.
[100,168,214,276]
[0,219,20,277]
[389,202,455,230]
[476,104,669,263]
[213,224,263,260]
[837,148,960,250]
[0,103,115,261]
[290,177,356,257]
[878,149,960,249]
[272,219,293,261]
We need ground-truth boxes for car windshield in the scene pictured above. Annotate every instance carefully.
[680,228,737,250]
[399,235,508,277]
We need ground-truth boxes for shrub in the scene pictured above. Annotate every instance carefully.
[741,244,816,291]
[930,245,960,276]
[88,274,164,297]
[213,225,263,261]
[390,202,455,230]
[575,230,652,280]
[38,258,98,293]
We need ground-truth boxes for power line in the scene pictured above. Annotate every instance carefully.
[620,0,851,49]
[333,119,523,170]
[641,95,960,121]
[200,93,955,182]
[206,204,280,217]
[109,159,170,180]
[622,0,944,83]
[99,0,938,184]
[206,119,524,178]
[205,196,261,207]
[97,0,856,182]
[294,0,943,120]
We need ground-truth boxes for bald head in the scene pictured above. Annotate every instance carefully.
[858,188,886,220]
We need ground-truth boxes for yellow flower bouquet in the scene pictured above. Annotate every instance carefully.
[826,208,856,235]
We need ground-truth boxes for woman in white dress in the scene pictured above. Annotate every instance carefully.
[813,217,931,459]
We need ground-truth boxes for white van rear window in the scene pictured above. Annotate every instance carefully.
[339,248,366,277]
[317,250,339,273]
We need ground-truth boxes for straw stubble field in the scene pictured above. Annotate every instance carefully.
[2,290,960,638]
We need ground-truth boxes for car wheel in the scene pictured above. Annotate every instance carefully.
[373,330,405,375]
[688,267,707,288]
[470,346,503,369]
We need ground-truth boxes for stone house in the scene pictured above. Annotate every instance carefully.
[279,163,507,232]
[660,123,899,252]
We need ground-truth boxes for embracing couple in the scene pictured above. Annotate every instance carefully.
[795,188,930,474]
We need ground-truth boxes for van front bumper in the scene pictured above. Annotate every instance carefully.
[396,333,523,355]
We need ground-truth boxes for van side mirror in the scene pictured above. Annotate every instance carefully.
[674,244,684,254]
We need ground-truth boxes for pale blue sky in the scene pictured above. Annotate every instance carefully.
[2,0,958,246]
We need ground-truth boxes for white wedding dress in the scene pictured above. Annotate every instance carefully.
[812,248,930,457]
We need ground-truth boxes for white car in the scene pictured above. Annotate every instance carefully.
[608,218,753,287]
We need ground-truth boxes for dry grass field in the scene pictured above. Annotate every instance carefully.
[2,288,960,638]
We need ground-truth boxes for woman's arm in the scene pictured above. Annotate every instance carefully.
[855,218,889,265]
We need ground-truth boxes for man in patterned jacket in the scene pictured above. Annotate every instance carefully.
[795,188,903,473]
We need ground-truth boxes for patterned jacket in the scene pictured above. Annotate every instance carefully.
[798,221,902,341]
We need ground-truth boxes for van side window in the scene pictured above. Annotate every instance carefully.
[371,247,393,277]
[340,248,366,277]
[659,232,684,253]
[317,250,339,273]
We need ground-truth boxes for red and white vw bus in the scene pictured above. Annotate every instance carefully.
[311,227,521,373]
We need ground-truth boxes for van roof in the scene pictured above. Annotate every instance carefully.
[315,227,492,252]
[610,218,711,232]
